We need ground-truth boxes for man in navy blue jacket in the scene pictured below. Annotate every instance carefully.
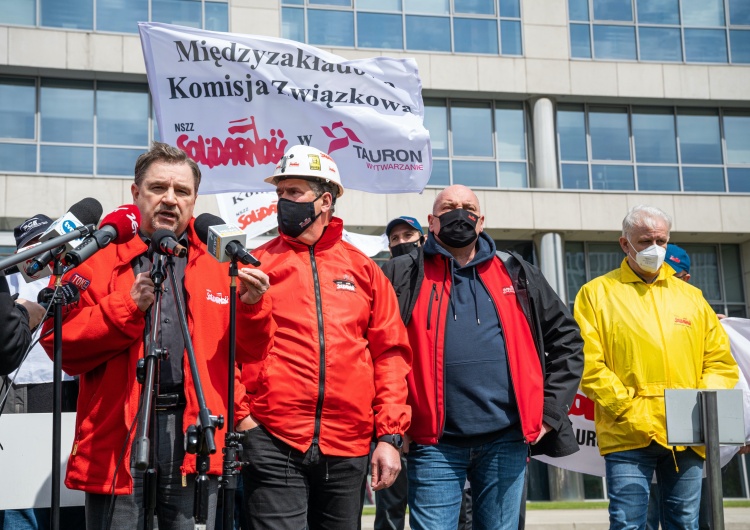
[383,185,583,530]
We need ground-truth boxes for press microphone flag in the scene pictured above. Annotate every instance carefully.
[65,205,141,267]
[194,213,260,266]
[37,262,93,317]
[25,198,103,277]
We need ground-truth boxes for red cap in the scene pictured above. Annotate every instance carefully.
[101,204,141,244]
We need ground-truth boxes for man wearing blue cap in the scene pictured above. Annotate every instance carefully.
[371,216,424,530]
[386,216,424,258]
[665,243,691,282]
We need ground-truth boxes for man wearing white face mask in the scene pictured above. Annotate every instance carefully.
[575,204,738,530]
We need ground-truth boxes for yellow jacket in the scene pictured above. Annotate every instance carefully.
[575,258,738,456]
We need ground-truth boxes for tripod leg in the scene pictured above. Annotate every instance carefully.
[143,468,157,530]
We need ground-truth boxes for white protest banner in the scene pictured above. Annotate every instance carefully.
[720,318,750,466]
[342,230,389,257]
[535,318,750,477]
[216,192,277,240]
[534,391,606,477]
[139,22,431,195]
[216,192,388,256]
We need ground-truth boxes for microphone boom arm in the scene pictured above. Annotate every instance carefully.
[0,224,96,272]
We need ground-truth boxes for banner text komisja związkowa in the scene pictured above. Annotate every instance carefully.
[139,23,432,195]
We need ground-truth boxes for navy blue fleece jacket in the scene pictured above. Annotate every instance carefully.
[424,232,521,443]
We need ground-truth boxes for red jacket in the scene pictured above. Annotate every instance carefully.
[238,218,412,457]
[406,253,544,445]
[41,219,271,495]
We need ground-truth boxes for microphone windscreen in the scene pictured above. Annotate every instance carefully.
[150,229,177,255]
[194,213,225,246]
[101,205,141,244]
[68,197,103,226]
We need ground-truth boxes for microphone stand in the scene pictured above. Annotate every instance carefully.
[50,257,66,530]
[221,259,243,530]
[163,254,223,530]
[134,254,168,530]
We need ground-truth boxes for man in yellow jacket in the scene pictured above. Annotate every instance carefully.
[575,204,738,530]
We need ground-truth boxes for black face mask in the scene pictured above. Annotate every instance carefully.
[390,239,421,258]
[277,195,322,239]
[436,208,479,248]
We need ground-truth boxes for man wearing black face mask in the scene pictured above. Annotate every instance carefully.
[235,145,412,530]
[382,185,584,530]
[364,215,424,530]
[386,216,424,259]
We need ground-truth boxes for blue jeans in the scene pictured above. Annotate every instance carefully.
[0,509,37,530]
[604,442,703,530]
[0,507,86,530]
[406,433,527,530]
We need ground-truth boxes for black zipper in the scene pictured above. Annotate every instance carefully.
[435,257,449,438]
[309,246,326,451]
[426,283,437,331]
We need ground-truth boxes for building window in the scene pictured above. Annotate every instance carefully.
[565,241,746,317]
[424,98,528,189]
[557,104,750,193]
[0,0,228,33]
[281,0,523,55]
[0,76,153,177]
[568,0,750,64]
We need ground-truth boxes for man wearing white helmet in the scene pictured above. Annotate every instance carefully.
[235,145,412,529]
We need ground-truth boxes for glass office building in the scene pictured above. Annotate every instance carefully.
[1,0,749,501]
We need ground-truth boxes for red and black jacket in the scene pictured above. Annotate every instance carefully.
[382,243,584,457]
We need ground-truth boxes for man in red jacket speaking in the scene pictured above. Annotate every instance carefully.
[235,145,412,530]
[42,142,270,530]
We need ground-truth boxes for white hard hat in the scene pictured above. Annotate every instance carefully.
[265,145,344,198]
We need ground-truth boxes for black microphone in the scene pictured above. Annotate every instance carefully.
[25,198,103,277]
[37,283,80,312]
[2,265,20,276]
[194,214,261,266]
[150,229,187,258]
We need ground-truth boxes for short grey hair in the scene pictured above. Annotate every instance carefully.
[307,179,338,203]
[622,205,672,238]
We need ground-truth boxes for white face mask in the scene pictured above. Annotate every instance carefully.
[628,239,666,274]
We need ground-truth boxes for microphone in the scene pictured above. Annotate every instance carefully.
[150,229,187,258]
[37,284,80,312]
[36,262,93,315]
[25,198,103,277]
[194,214,261,266]
[11,241,54,283]
[64,205,141,267]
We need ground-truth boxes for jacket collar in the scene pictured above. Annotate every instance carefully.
[279,217,343,251]
[424,230,496,269]
[620,257,674,284]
